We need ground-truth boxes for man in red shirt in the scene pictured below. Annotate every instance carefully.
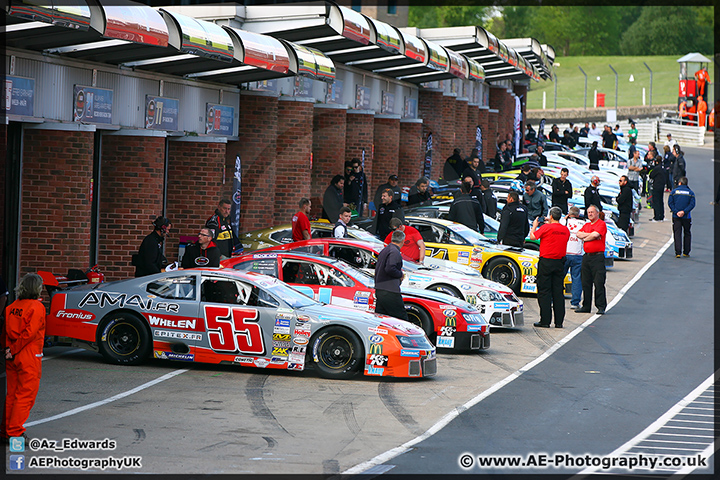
[575,205,607,314]
[292,197,312,242]
[529,207,570,328]
[385,218,426,263]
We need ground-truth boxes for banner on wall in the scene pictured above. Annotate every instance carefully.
[145,95,179,131]
[423,132,432,179]
[514,96,522,156]
[73,85,113,124]
[206,104,235,135]
[381,92,394,114]
[537,118,546,148]
[356,85,371,109]
[230,154,242,253]
[4,76,35,116]
[475,126,483,161]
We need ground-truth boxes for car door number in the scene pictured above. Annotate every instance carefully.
[205,305,265,355]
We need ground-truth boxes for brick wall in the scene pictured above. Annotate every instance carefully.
[477,107,491,163]
[276,98,314,224]
[454,98,469,154]
[418,89,443,181]
[19,129,94,277]
[0,124,5,275]
[312,105,347,218]
[166,139,226,261]
[344,110,374,214]
[440,95,457,174]
[488,109,499,156]
[398,120,423,185]
[371,116,400,199]
[228,92,278,233]
[100,134,166,281]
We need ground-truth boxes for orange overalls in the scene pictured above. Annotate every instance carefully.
[697,97,708,128]
[709,107,715,130]
[3,299,45,438]
[695,68,709,97]
[679,101,688,125]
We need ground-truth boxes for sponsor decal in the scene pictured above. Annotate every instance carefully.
[367,354,389,367]
[273,341,292,349]
[289,353,305,363]
[466,295,477,305]
[400,349,420,357]
[439,305,456,310]
[273,333,291,341]
[521,261,533,268]
[55,309,95,321]
[234,356,254,363]
[254,358,270,368]
[437,336,455,348]
[153,351,194,362]
[369,335,383,343]
[270,357,287,364]
[272,347,289,356]
[519,256,534,263]
[366,365,384,376]
[288,363,304,371]
[522,267,534,276]
[466,325,484,332]
[443,309,457,317]
[521,283,537,294]
[444,317,456,327]
[457,251,470,265]
[368,327,388,335]
[493,302,511,309]
[354,291,371,310]
[440,326,456,336]
[253,253,277,259]
[79,292,179,313]
[369,343,383,355]
[408,275,431,282]
[275,317,292,326]
[153,330,202,341]
[296,314,311,323]
[147,314,200,331]
[273,326,290,335]
[523,275,537,284]
[293,336,309,346]
[460,284,472,290]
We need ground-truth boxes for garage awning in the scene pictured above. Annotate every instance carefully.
[502,38,551,79]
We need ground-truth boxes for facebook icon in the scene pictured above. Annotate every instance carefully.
[10,454,25,470]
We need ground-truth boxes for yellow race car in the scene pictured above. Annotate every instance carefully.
[240,220,383,252]
[403,216,569,295]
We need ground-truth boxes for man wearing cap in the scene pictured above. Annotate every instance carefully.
[664,133,677,151]
[384,217,425,263]
[584,176,603,212]
[134,216,172,277]
[373,174,401,211]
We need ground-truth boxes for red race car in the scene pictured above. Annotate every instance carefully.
[221,252,490,351]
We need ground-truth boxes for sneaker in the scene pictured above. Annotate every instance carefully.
[596,310,606,315]
[648,219,658,222]
[683,253,690,257]
[570,304,580,310]
[676,254,681,258]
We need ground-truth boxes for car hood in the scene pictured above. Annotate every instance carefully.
[401,287,478,311]
[298,303,425,336]
[412,269,513,294]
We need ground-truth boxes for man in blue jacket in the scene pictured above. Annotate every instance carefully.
[668,177,696,257]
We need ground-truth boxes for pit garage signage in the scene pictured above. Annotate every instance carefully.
[73,85,113,124]
[4,76,35,116]
[206,104,235,135]
[145,96,179,131]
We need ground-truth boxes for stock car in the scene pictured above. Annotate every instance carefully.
[44,268,437,379]
[222,252,491,350]
[241,220,481,277]
[249,238,525,328]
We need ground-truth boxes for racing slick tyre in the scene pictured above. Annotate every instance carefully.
[404,303,436,343]
[97,313,152,366]
[523,242,539,251]
[428,283,463,299]
[311,326,363,379]
[483,257,521,293]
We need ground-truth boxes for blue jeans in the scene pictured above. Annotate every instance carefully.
[564,254,583,306]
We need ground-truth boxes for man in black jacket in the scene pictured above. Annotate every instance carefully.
[345,158,368,215]
[134,216,171,277]
[479,179,498,219]
[181,227,221,268]
[615,175,633,233]
[584,176,603,212]
[649,158,668,222]
[448,181,485,233]
[443,148,465,181]
[407,177,432,207]
[375,230,408,321]
[498,191,530,248]
[322,175,346,222]
[588,141,600,170]
[206,199,239,259]
[374,189,405,239]
[536,144,548,167]
[551,167,573,214]
[373,174,402,211]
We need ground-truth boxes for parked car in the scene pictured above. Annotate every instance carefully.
[45,268,438,379]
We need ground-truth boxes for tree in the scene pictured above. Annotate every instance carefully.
[408,6,490,29]
[621,6,711,55]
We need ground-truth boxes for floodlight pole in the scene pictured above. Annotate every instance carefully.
[608,64,618,109]
[578,65,588,110]
[554,72,557,110]
[643,62,653,106]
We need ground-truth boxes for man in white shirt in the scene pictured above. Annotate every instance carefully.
[561,206,586,309]
[664,133,677,151]
[588,122,602,137]
[334,207,352,238]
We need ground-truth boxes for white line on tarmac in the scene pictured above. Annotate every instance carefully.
[343,235,675,475]
[26,368,188,427]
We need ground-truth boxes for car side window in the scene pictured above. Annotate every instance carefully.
[289,245,324,255]
[147,275,196,300]
[409,222,439,243]
[270,229,292,244]
[233,259,278,277]
[238,281,280,308]
[312,228,331,238]
[201,278,240,304]
[281,260,319,285]
[329,245,362,268]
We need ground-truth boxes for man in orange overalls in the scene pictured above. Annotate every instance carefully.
[679,99,688,125]
[697,96,708,128]
[695,67,709,98]
[3,273,45,441]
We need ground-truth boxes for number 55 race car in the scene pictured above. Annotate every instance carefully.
[45,268,437,379]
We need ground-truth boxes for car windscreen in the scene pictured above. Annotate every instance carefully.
[445,222,491,245]
[332,258,375,288]
[250,275,318,308]
[349,228,384,244]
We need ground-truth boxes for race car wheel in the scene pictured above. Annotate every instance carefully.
[404,303,435,342]
[311,327,363,379]
[483,257,521,293]
[97,313,151,366]
[428,283,463,299]
[523,242,540,251]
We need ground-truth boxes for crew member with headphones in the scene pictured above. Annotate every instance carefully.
[134,216,172,277]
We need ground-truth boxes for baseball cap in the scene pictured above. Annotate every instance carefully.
[389,175,398,181]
